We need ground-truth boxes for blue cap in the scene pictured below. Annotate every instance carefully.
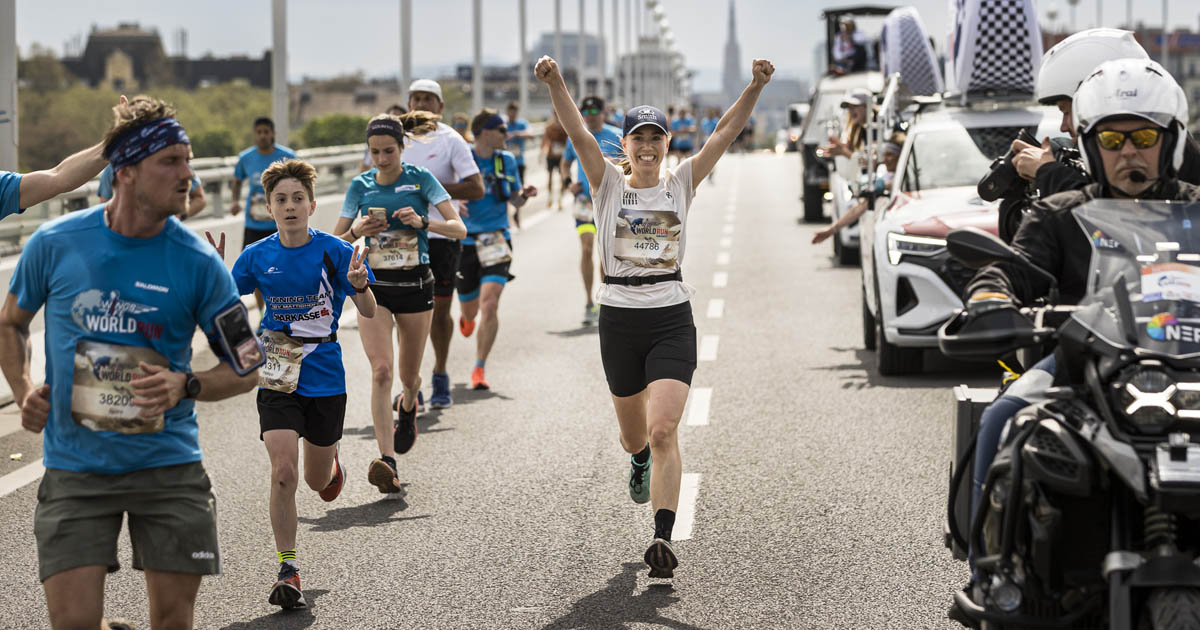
[623,106,669,136]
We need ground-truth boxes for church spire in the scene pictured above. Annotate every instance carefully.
[722,0,743,102]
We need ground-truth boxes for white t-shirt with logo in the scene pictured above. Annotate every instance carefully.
[403,122,479,240]
[594,158,696,308]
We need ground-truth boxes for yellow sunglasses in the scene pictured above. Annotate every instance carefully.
[1096,127,1162,151]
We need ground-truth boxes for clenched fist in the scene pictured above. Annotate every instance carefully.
[535,56,563,85]
[751,59,775,88]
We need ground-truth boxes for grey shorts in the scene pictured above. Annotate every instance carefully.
[34,461,221,582]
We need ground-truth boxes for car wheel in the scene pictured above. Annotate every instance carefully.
[862,286,876,351]
[836,239,860,266]
[875,289,923,376]
[802,184,825,222]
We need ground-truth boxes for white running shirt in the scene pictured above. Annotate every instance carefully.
[403,122,479,240]
[593,158,696,308]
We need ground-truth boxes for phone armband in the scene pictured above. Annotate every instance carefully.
[213,302,265,376]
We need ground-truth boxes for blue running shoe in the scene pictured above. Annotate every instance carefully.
[430,372,452,409]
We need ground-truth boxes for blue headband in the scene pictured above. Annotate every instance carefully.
[107,118,190,172]
[481,115,506,130]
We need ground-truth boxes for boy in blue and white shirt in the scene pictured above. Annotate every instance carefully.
[231,158,376,610]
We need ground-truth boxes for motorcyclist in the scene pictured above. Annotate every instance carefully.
[952,57,1200,622]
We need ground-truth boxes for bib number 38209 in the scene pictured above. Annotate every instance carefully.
[71,340,170,434]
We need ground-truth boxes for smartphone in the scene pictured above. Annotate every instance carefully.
[369,207,389,223]
[213,302,265,376]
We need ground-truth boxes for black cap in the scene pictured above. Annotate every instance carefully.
[580,96,605,112]
[623,106,669,136]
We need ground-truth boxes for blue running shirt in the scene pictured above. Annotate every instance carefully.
[234,145,297,231]
[339,165,450,268]
[0,171,22,220]
[9,206,241,474]
[505,117,530,166]
[464,150,520,246]
[563,124,624,201]
[231,229,374,397]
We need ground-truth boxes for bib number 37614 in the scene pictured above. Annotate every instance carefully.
[71,340,170,434]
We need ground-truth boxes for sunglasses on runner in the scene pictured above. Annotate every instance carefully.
[1096,127,1162,151]
[581,108,602,116]
[494,126,508,133]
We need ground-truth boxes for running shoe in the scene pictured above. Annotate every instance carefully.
[470,365,490,390]
[430,372,452,409]
[644,538,678,579]
[367,457,400,494]
[394,393,419,454]
[268,563,307,609]
[628,453,652,504]
[393,391,424,415]
[582,304,599,326]
[318,450,345,502]
[459,316,476,338]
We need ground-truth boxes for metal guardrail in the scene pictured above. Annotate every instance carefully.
[5,121,547,257]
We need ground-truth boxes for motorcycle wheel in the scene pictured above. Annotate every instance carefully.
[1139,588,1200,629]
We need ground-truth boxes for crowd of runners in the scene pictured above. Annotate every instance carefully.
[0,53,772,628]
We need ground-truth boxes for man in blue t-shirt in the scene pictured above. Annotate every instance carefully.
[457,111,536,391]
[670,109,697,164]
[232,117,297,315]
[1,142,109,221]
[0,97,261,629]
[99,162,206,219]
[230,158,376,610]
[561,95,624,325]
[504,101,532,224]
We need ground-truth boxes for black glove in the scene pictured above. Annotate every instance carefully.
[966,291,1015,318]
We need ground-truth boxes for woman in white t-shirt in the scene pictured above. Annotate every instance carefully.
[535,54,774,579]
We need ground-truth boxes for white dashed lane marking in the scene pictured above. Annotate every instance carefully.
[707,298,724,319]
[712,272,728,288]
[719,236,732,248]
[0,458,45,498]
[685,388,712,426]
[674,473,702,541]
[716,252,730,266]
[722,224,734,235]
[698,335,720,362]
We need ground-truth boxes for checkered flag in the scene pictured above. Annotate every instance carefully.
[965,0,1040,93]
[882,7,945,96]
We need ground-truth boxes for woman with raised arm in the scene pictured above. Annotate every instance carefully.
[535,54,773,579]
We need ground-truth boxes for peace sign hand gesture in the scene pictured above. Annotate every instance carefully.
[348,245,371,291]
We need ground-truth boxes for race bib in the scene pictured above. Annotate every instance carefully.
[368,229,421,270]
[475,230,512,267]
[258,329,303,393]
[614,208,682,270]
[573,195,594,223]
[249,192,272,222]
[71,340,170,434]
[551,142,565,156]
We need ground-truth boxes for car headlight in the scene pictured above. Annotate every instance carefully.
[887,232,946,265]
[1113,365,1200,432]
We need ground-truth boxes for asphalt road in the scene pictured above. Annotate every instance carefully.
[0,153,995,629]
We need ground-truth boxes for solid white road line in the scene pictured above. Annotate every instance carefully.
[716,252,731,266]
[719,236,733,249]
[699,335,720,361]
[0,458,45,498]
[674,473,702,541]
[685,388,712,426]
[707,298,725,319]
[713,272,728,288]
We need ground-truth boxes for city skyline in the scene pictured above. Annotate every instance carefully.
[14,0,1200,91]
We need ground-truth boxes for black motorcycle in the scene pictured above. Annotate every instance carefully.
[939,199,1200,629]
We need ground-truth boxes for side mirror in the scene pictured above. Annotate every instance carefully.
[946,227,1018,269]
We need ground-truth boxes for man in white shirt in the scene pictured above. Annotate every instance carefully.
[403,79,485,409]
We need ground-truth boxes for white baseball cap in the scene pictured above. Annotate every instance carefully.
[407,79,443,102]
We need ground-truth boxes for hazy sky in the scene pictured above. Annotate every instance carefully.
[15,0,1200,91]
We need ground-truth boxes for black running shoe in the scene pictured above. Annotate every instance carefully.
[394,393,418,455]
[644,538,678,579]
[367,457,400,494]
[268,563,307,609]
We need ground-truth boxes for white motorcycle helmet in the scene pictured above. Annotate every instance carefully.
[1035,28,1148,105]
[1072,58,1189,188]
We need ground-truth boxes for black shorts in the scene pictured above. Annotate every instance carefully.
[428,239,462,298]
[257,389,347,447]
[599,301,697,397]
[456,240,513,300]
[372,267,435,314]
[516,163,527,185]
[547,156,562,172]
[243,226,277,249]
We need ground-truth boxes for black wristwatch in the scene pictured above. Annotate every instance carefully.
[420,215,430,230]
[183,373,202,399]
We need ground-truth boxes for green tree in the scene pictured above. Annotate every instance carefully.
[19,44,75,93]
[295,113,370,149]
